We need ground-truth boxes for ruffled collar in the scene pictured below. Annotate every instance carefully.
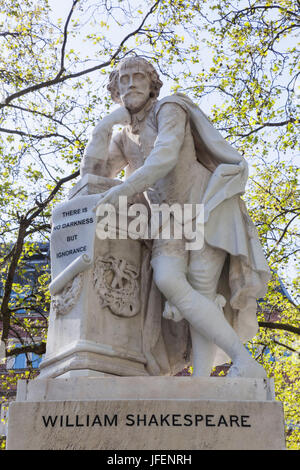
[130,98,156,134]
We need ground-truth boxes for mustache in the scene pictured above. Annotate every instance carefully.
[124,90,144,97]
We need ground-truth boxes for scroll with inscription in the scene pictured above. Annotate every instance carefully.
[49,194,100,295]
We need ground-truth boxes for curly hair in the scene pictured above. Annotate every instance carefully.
[107,56,163,104]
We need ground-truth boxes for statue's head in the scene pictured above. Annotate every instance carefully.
[107,56,163,113]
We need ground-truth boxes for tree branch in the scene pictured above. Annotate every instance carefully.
[258,321,300,336]
[0,32,22,38]
[272,339,299,355]
[55,0,80,79]
[0,169,79,344]
[6,342,46,357]
[0,0,160,109]
[234,118,296,138]
[25,169,79,222]
[0,126,75,144]
[267,213,299,257]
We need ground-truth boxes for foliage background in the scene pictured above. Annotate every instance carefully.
[0,0,299,449]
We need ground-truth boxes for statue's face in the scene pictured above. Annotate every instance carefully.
[118,63,152,113]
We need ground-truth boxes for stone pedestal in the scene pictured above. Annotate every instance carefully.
[39,175,150,379]
[6,377,286,450]
[39,236,147,378]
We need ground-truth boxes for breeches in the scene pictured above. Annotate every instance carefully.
[151,240,227,305]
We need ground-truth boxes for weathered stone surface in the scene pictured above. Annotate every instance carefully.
[7,377,285,450]
[17,376,275,403]
[67,173,122,200]
[6,398,285,450]
[40,179,149,379]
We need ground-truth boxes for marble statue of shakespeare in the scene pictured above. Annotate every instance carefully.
[80,57,271,378]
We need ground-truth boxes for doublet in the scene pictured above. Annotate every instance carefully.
[104,98,211,208]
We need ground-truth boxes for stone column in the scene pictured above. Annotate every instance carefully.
[39,174,149,378]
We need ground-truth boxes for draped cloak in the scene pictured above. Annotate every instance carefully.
[140,93,271,374]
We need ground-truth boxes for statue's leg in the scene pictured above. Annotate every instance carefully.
[187,244,227,376]
[151,254,266,378]
[189,327,217,376]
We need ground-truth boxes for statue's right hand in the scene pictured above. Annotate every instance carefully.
[105,106,131,126]
[90,107,131,140]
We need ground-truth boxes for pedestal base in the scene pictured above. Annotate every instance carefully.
[6,377,286,450]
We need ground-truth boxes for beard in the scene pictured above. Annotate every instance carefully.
[121,91,149,113]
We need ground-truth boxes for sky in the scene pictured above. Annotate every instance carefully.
[47,0,213,105]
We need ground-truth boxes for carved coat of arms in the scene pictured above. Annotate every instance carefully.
[93,255,140,317]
